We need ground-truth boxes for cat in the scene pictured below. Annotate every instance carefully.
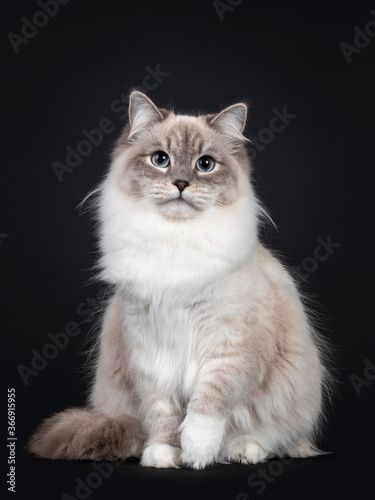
[28,90,331,469]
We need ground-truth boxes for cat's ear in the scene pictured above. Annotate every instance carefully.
[208,103,248,141]
[128,91,164,140]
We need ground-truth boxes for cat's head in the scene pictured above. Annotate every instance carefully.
[109,91,252,221]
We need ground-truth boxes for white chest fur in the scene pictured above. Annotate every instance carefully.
[99,173,258,399]
[98,176,258,297]
[121,292,205,399]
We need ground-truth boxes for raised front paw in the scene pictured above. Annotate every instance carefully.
[180,413,226,469]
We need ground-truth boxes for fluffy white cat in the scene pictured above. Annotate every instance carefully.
[29,91,331,469]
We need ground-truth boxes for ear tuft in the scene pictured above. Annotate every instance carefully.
[128,91,164,139]
[209,103,248,141]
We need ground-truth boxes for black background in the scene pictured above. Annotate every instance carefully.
[2,1,375,499]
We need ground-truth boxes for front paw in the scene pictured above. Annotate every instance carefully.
[180,413,226,469]
[141,442,181,468]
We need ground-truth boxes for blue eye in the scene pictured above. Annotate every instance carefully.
[151,151,170,168]
[196,156,215,172]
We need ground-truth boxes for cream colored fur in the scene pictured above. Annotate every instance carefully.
[28,91,330,469]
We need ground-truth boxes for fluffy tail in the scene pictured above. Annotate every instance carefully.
[28,408,145,461]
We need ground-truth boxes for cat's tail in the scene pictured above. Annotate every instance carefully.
[27,407,145,461]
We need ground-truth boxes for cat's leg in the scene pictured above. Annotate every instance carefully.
[217,402,272,465]
[221,371,324,465]
[139,390,182,468]
[28,292,145,461]
[224,433,321,464]
[180,347,252,469]
[222,250,327,465]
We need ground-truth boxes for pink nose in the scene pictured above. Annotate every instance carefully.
[173,180,189,192]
